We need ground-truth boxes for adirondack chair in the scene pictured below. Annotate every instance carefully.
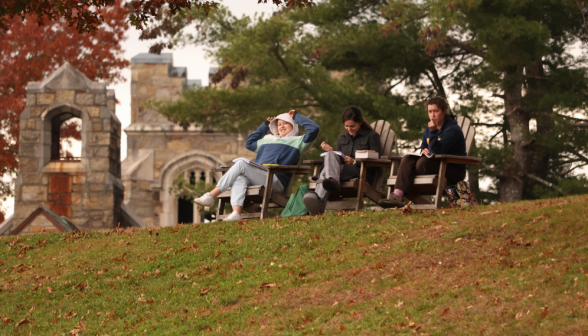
[303,120,397,212]
[385,116,481,209]
[212,162,310,220]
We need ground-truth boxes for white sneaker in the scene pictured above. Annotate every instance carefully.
[194,192,215,207]
[224,211,243,222]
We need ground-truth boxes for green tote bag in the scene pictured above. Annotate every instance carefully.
[280,184,310,217]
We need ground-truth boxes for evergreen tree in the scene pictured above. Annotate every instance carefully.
[146,0,588,202]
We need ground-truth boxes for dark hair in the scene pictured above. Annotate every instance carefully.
[342,106,373,131]
[425,97,449,113]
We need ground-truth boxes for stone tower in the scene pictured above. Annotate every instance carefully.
[9,63,123,233]
[122,53,254,227]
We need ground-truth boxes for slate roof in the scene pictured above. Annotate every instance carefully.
[11,206,81,235]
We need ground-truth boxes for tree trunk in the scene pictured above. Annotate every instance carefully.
[523,59,553,198]
[499,67,528,203]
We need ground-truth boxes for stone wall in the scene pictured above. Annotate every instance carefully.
[9,63,123,234]
[131,63,185,125]
[123,54,255,227]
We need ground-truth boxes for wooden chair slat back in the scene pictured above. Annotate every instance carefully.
[372,120,386,135]
[369,120,397,189]
[370,121,395,156]
[465,125,476,156]
[382,130,397,157]
[456,116,465,128]
[456,116,475,156]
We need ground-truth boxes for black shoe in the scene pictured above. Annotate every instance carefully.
[303,191,327,216]
[321,178,340,196]
[378,195,406,208]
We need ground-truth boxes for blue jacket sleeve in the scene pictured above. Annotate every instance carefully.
[293,112,320,143]
[245,122,270,152]
[429,126,464,155]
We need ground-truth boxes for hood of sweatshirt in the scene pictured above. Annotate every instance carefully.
[267,113,299,139]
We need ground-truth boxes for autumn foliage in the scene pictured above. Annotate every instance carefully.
[0,0,129,221]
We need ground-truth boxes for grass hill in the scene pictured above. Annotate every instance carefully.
[1,196,587,335]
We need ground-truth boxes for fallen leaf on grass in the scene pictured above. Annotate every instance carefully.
[70,320,86,335]
[515,311,523,319]
[440,308,450,316]
[454,238,462,242]
[47,287,53,293]
[259,283,276,289]
[332,301,339,308]
[15,318,30,327]
[199,288,210,296]
[401,202,413,214]
[74,283,90,291]
[395,300,404,308]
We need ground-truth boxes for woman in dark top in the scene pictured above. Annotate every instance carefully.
[379,97,467,208]
[303,106,382,215]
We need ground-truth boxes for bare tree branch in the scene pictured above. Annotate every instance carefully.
[526,173,565,194]
[445,36,486,58]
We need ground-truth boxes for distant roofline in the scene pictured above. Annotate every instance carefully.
[131,53,174,65]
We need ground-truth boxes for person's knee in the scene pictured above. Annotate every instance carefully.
[415,160,428,174]
[229,160,248,174]
[324,151,339,162]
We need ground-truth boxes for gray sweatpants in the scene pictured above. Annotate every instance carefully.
[216,160,284,207]
[316,151,345,201]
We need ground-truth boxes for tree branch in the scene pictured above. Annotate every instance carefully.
[445,36,485,58]
[272,41,291,76]
[526,173,565,194]
[488,129,503,143]
[561,163,588,176]
[473,123,504,127]
[426,64,447,98]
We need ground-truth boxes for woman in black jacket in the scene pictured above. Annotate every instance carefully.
[303,106,382,215]
[379,97,467,208]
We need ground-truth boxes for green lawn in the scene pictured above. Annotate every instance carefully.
[1,196,588,335]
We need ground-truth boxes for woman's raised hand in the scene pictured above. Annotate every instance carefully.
[321,141,334,152]
[288,110,296,118]
[267,117,276,123]
[428,120,437,131]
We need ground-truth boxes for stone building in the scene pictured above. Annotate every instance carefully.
[1,53,256,235]
[3,63,124,234]
[121,53,254,227]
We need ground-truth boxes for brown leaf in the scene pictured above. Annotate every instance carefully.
[74,283,90,291]
[199,288,210,296]
[440,308,450,316]
[47,287,53,293]
[401,201,413,214]
[515,311,523,319]
[259,283,276,289]
[70,320,86,335]
[15,318,30,327]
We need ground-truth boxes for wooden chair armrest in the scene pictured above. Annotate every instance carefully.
[434,155,481,166]
[382,156,403,161]
[302,160,324,165]
[355,158,392,168]
[212,167,231,173]
[266,165,311,174]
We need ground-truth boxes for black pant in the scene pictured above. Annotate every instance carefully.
[395,155,466,193]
